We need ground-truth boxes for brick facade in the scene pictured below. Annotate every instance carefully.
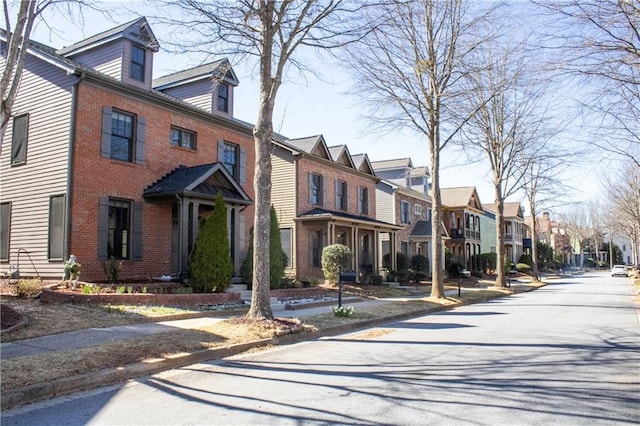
[70,81,255,280]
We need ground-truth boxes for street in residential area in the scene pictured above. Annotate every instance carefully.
[2,271,639,425]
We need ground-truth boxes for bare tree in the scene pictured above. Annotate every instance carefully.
[460,35,559,287]
[1,0,102,152]
[561,207,593,268]
[1,0,37,151]
[523,144,570,281]
[602,163,640,265]
[155,1,371,319]
[342,0,496,298]
[539,0,640,166]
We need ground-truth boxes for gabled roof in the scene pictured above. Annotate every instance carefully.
[153,59,239,90]
[5,24,255,136]
[352,153,375,176]
[57,17,159,55]
[440,186,482,210]
[410,166,430,177]
[371,157,413,171]
[143,163,252,205]
[328,145,355,169]
[285,135,332,160]
[484,202,523,218]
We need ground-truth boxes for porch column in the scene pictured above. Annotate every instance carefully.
[352,226,358,272]
[390,231,397,271]
[374,229,380,275]
[191,202,200,243]
[179,198,190,279]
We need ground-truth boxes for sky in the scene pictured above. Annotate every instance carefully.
[23,1,608,212]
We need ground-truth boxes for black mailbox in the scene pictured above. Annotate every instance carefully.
[339,270,357,283]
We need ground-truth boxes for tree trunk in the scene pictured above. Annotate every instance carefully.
[246,111,275,320]
[528,198,540,283]
[494,187,506,288]
[246,8,277,320]
[430,131,444,299]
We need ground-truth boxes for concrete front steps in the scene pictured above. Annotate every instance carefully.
[386,282,428,296]
[227,283,286,311]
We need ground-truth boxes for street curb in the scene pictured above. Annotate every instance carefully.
[0,284,543,411]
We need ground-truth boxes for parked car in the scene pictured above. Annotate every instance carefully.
[611,265,628,277]
[460,268,471,278]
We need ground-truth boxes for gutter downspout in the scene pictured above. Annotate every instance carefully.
[64,71,84,261]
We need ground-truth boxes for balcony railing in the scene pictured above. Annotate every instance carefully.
[450,229,464,238]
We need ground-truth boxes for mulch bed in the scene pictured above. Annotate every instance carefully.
[1,304,23,330]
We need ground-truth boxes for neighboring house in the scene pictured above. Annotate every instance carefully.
[530,212,573,266]
[0,18,255,282]
[371,158,430,195]
[270,135,402,282]
[481,202,525,264]
[440,187,483,272]
[375,179,434,271]
[613,235,638,266]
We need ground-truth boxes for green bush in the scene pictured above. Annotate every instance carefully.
[240,207,288,290]
[382,253,392,270]
[414,271,428,282]
[410,254,429,272]
[188,193,232,293]
[321,244,352,284]
[394,270,410,283]
[16,279,42,298]
[447,262,464,278]
[516,263,531,273]
[396,252,409,270]
[102,256,122,284]
[518,253,532,267]
[481,253,497,274]
[269,206,285,290]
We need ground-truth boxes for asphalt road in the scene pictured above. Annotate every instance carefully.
[3,272,639,425]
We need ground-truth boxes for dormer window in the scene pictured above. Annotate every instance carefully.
[130,45,145,82]
[217,83,229,113]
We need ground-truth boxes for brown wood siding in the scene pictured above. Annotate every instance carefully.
[0,53,74,278]
[271,146,297,272]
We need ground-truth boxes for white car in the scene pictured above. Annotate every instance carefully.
[611,265,628,277]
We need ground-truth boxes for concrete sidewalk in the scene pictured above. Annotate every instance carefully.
[0,284,528,361]
[0,297,389,361]
[0,283,539,410]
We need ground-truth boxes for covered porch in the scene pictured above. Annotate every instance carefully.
[295,208,402,283]
[143,163,252,280]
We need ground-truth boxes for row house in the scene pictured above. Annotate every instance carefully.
[440,187,483,272]
[0,18,255,281]
[533,212,572,266]
[371,158,451,275]
[370,158,430,195]
[480,202,526,264]
[271,136,402,282]
[375,179,435,271]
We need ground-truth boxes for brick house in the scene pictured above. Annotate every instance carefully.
[440,187,483,272]
[0,18,255,282]
[271,135,401,283]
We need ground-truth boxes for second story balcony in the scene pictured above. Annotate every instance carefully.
[450,228,464,238]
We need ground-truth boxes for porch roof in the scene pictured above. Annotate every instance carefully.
[143,163,252,205]
[411,220,450,240]
[295,208,403,231]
